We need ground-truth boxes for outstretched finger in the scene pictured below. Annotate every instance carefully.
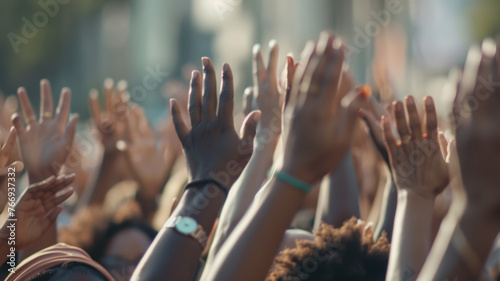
[89,89,101,124]
[28,175,57,192]
[135,106,154,138]
[288,41,316,110]
[11,113,25,135]
[281,56,295,109]
[405,95,422,139]
[124,106,139,143]
[38,174,74,196]
[423,96,438,138]
[17,87,37,125]
[0,161,24,177]
[40,205,64,233]
[189,71,203,127]
[55,88,71,129]
[170,99,189,143]
[242,87,254,116]
[202,57,217,121]
[267,40,279,85]
[240,110,261,148]
[381,115,398,155]
[0,127,17,168]
[341,86,369,129]
[218,63,234,128]
[253,44,266,89]
[63,114,79,148]
[104,78,114,113]
[40,79,54,120]
[308,32,335,102]
[45,187,74,210]
[393,101,411,142]
[438,132,448,160]
[322,39,345,106]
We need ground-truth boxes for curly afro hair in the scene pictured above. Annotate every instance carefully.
[267,217,390,281]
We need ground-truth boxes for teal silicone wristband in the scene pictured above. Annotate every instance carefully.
[275,171,312,193]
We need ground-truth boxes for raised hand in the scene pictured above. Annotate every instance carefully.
[202,32,369,281]
[359,93,391,164]
[251,41,282,143]
[0,128,24,212]
[278,56,295,139]
[12,79,79,183]
[157,79,189,159]
[0,92,19,143]
[452,38,500,218]
[89,78,128,153]
[0,174,74,250]
[418,38,500,281]
[282,33,369,184]
[170,58,260,187]
[382,96,449,198]
[121,105,169,198]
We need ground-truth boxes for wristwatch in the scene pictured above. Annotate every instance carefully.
[165,216,208,249]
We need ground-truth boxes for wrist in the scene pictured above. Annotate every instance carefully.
[28,169,52,184]
[102,150,120,161]
[175,184,226,231]
[398,189,436,206]
[280,164,319,185]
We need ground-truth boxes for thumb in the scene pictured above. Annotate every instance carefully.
[240,110,261,144]
[64,114,79,147]
[0,161,24,176]
[342,85,370,127]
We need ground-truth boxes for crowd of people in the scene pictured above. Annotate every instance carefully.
[0,30,500,281]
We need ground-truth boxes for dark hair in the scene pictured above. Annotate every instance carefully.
[28,262,108,281]
[267,217,390,281]
[59,206,157,262]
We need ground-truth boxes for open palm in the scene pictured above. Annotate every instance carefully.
[1,174,74,250]
[12,80,78,183]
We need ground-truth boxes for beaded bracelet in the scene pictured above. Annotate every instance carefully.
[275,171,312,193]
[184,179,228,197]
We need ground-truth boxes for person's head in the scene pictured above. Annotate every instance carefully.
[28,262,108,281]
[267,218,390,281]
[6,243,113,281]
[59,206,157,279]
[98,220,157,278]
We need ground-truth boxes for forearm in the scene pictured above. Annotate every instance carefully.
[386,191,435,281]
[374,174,397,241]
[418,205,500,281]
[136,153,179,223]
[20,171,58,262]
[314,151,359,230]
[77,153,118,209]
[209,140,277,257]
[201,176,306,281]
[132,183,225,281]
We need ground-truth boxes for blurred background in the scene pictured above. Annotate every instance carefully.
[1,0,499,125]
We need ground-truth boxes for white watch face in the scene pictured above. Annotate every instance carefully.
[176,217,197,234]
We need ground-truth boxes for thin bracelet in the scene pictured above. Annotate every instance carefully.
[184,179,228,197]
[275,171,312,193]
